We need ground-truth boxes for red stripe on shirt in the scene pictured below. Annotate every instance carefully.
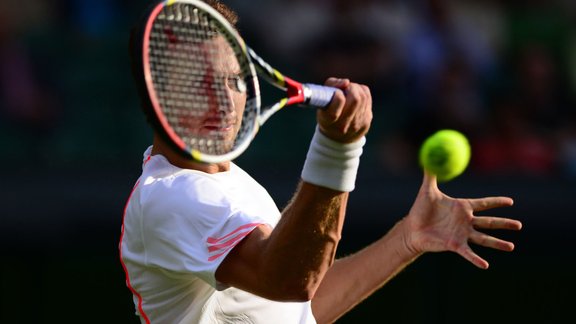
[118,180,151,324]
[206,222,262,244]
[206,223,261,261]
[207,230,252,253]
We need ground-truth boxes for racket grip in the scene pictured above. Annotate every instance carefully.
[303,83,338,108]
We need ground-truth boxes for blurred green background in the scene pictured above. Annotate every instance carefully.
[0,0,575,323]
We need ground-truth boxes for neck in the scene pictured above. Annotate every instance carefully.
[151,135,231,173]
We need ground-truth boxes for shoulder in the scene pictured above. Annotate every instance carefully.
[140,154,231,203]
[141,170,233,214]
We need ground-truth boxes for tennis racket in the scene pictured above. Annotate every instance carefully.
[130,0,338,163]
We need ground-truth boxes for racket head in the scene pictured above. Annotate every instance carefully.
[131,0,260,163]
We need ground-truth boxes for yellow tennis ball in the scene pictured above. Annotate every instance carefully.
[419,129,471,182]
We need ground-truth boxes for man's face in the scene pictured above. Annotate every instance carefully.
[196,36,247,145]
[166,35,247,154]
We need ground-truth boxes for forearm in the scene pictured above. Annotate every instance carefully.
[256,124,367,299]
[259,181,348,300]
[311,218,422,323]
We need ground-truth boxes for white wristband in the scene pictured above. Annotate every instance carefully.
[301,127,366,192]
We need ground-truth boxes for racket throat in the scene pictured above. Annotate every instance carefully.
[284,76,306,106]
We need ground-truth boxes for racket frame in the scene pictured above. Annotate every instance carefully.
[133,0,262,163]
[132,0,334,163]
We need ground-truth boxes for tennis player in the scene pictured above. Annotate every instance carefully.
[120,1,523,323]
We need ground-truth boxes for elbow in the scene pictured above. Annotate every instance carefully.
[269,290,314,303]
[287,283,318,302]
[261,252,335,302]
[263,277,320,302]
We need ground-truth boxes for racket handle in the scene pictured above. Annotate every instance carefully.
[303,83,338,108]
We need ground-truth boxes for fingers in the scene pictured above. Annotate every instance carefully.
[469,231,516,252]
[324,77,351,89]
[469,216,521,253]
[412,182,521,270]
[467,196,514,212]
[473,216,523,231]
[322,78,349,119]
[459,246,490,270]
[324,82,368,124]
[318,78,372,144]
[461,217,520,269]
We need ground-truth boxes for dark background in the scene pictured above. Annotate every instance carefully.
[0,0,575,323]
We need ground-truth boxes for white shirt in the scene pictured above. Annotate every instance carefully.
[120,147,316,324]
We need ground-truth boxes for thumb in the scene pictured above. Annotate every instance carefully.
[421,170,438,192]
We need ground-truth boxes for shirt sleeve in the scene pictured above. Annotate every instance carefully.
[140,172,269,289]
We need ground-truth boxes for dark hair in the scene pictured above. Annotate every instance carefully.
[203,0,238,26]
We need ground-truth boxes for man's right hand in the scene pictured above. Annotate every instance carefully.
[316,78,373,144]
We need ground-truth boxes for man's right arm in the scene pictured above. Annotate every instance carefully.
[215,78,372,301]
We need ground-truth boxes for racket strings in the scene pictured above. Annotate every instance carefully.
[149,5,243,155]
[146,3,258,159]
